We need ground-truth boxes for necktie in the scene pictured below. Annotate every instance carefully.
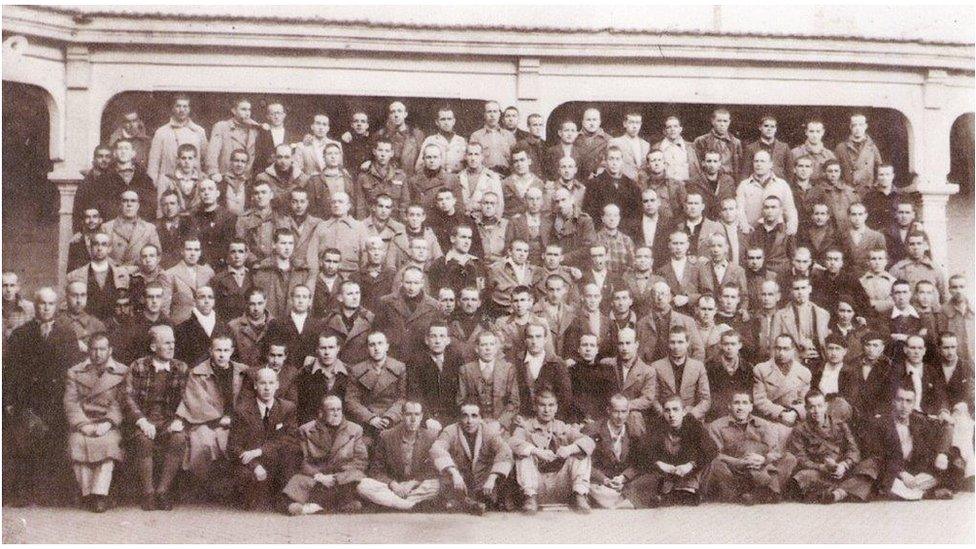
[40,322,52,339]
[263,405,272,429]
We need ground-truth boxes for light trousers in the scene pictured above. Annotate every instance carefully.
[357,478,441,510]
[72,460,115,496]
[515,455,591,501]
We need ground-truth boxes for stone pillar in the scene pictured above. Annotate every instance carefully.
[516,57,543,137]
[52,178,80,289]
[916,178,959,269]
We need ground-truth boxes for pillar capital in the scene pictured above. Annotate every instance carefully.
[65,45,92,90]
[517,57,541,101]
[50,170,83,289]
[915,174,959,269]
[924,68,948,111]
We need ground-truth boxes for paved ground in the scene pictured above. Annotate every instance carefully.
[2,495,973,544]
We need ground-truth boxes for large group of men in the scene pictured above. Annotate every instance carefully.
[2,95,974,516]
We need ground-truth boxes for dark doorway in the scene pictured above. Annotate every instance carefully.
[2,81,58,291]
[950,113,974,195]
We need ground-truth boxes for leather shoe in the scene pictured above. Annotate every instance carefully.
[462,497,486,516]
[522,495,538,515]
[740,492,755,506]
[92,495,108,513]
[339,500,363,513]
[156,491,174,511]
[932,488,954,500]
[572,493,591,513]
[140,493,156,511]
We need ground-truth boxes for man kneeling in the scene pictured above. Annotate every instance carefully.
[357,400,441,511]
[282,395,367,515]
[510,390,595,514]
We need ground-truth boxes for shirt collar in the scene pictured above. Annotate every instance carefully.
[891,305,920,319]
[152,358,172,372]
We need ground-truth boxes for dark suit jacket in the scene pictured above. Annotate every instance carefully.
[582,172,643,237]
[253,125,303,174]
[655,260,701,315]
[544,143,581,182]
[563,310,613,358]
[323,308,374,366]
[264,315,328,367]
[174,314,230,367]
[513,352,574,421]
[155,215,199,270]
[633,213,674,269]
[405,344,463,424]
[746,223,795,275]
[583,419,644,484]
[227,396,299,471]
[3,320,80,429]
[864,411,951,491]
[569,355,617,423]
[367,423,438,483]
[67,234,94,273]
[190,207,237,270]
[940,360,975,414]
[580,269,624,315]
[889,362,949,416]
[373,293,441,359]
[211,268,253,322]
[294,359,349,425]
[312,274,345,318]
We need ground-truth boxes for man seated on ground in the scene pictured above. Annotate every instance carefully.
[865,385,955,501]
[430,401,513,515]
[510,390,595,514]
[357,400,441,512]
[584,395,645,509]
[706,391,797,505]
[63,332,128,513]
[282,395,367,515]
[174,335,250,494]
[632,394,716,507]
[787,390,875,504]
[227,367,300,511]
[345,331,407,441]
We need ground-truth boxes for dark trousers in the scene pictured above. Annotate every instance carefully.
[232,448,299,510]
[2,414,70,504]
[132,430,187,496]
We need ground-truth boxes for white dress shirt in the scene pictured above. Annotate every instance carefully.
[291,311,308,334]
[193,308,217,337]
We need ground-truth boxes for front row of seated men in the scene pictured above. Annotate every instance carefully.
[63,322,963,514]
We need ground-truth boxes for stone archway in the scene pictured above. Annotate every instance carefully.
[2,81,59,290]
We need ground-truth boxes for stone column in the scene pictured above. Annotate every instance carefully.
[52,178,80,289]
[916,177,959,269]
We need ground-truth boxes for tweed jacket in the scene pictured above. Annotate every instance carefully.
[295,418,367,484]
[345,358,408,425]
[175,359,250,425]
[752,359,812,422]
[368,423,439,483]
[63,358,129,463]
[165,260,216,325]
[430,422,513,485]
[102,217,162,266]
[648,357,712,420]
[457,359,520,430]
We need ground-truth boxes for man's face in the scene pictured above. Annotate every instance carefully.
[510,242,529,265]
[408,239,429,263]
[459,405,482,434]
[762,200,781,223]
[139,246,160,273]
[246,292,267,320]
[916,283,936,309]
[351,113,369,135]
[905,337,926,363]
[773,338,795,365]
[483,103,501,126]
[151,329,176,361]
[668,332,689,359]
[545,279,568,304]
[590,248,608,271]
[321,253,341,277]
[651,284,671,310]
[406,207,425,229]
[876,167,895,191]
[836,301,855,325]
[711,112,731,134]
[863,339,885,361]
[317,336,340,364]
[322,398,344,427]
[89,337,112,367]
[402,403,423,432]
[752,152,771,176]
[525,325,547,354]
[895,204,915,228]
[251,185,272,209]
[806,395,828,425]
[949,278,966,302]
[760,282,779,309]
[647,152,665,174]
[367,334,389,362]
[792,251,812,273]
[940,337,959,363]
[389,102,407,126]
[642,192,660,216]
[697,299,716,324]
[528,116,544,138]
[199,180,220,206]
[122,112,142,135]
[512,292,533,317]
[634,248,653,272]
[340,283,361,309]
[460,290,481,314]
[144,289,164,315]
[401,271,424,298]
[94,148,113,170]
[232,101,251,123]
[374,143,394,165]
[436,192,456,213]
[535,396,558,422]
[624,115,641,137]
[331,194,351,217]
[760,119,777,140]
[120,192,141,218]
[805,123,825,145]
[83,209,103,232]
[731,394,753,421]
[868,251,888,273]
[290,192,309,217]
[617,331,638,361]
[436,110,456,133]
[893,389,914,419]
[821,163,842,185]
[35,290,58,322]
[582,109,601,133]
[558,123,578,144]
[719,289,739,314]
[437,290,456,315]
[511,152,530,176]
[502,109,519,131]
[708,238,727,262]
[211,338,234,367]
[480,194,499,219]
[794,159,814,181]
[291,287,311,314]
[274,236,295,260]
[791,280,811,304]
[702,154,721,175]
[266,104,286,127]
[228,243,247,269]
[811,205,830,227]
[718,200,737,224]
[611,291,632,316]
[91,234,111,261]
[464,146,483,169]
[602,207,620,230]
[66,284,87,314]
[274,146,293,171]
[230,152,249,175]
[476,335,497,362]
[664,399,686,428]
[366,243,385,265]
[324,146,342,168]
[255,372,279,402]
[172,99,191,121]
[825,343,847,365]
[195,287,215,315]
[892,284,912,308]
[543,246,563,270]
[267,346,287,369]
[578,335,599,361]
[426,326,450,355]
[608,398,630,427]
[664,118,682,140]
[311,115,330,138]
[552,191,574,218]
[452,228,473,254]
[850,116,867,140]
[583,286,602,312]
[906,237,927,260]
[423,147,444,171]
[719,336,742,359]
[2,274,20,301]
[668,233,689,259]
[114,142,135,164]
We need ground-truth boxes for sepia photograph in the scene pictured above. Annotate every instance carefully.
[0,2,974,544]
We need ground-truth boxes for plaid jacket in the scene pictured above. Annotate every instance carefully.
[124,356,190,425]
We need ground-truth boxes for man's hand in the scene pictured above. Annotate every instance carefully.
[739,309,751,322]
[449,468,466,492]
[137,418,156,440]
[780,410,798,426]
[93,422,112,437]
[254,464,268,481]
[369,417,387,430]
[389,481,409,498]
[568,267,583,280]
[316,474,337,488]
[80,424,97,436]
[168,418,184,433]
[935,453,949,471]
[938,410,954,425]
[425,418,443,433]
[482,473,497,497]
[899,471,917,489]
[609,475,625,491]
[535,448,557,463]
[219,415,232,428]
[512,415,526,429]
[744,453,765,469]
[673,294,689,307]
[656,461,674,474]
[832,461,848,479]
[555,445,577,459]
[674,463,694,477]
[77,339,89,353]
[240,448,262,464]
[210,173,223,183]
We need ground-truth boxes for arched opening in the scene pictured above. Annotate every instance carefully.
[547,102,911,185]
[2,80,58,290]
[949,112,974,195]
